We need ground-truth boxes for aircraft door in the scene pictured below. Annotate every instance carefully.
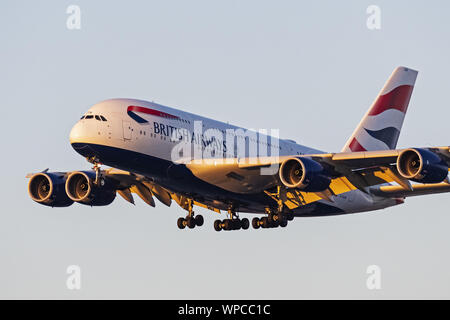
[122,120,132,140]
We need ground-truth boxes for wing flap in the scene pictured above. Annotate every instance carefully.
[103,168,171,207]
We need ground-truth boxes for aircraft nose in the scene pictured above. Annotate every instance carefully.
[69,121,85,144]
[69,120,97,158]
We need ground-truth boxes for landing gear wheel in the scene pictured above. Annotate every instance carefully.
[252,217,260,229]
[223,219,232,231]
[280,219,288,228]
[214,220,222,232]
[214,215,250,232]
[241,218,250,230]
[261,217,270,228]
[177,217,186,229]
[195,215,204,227]
[271,219,280,228]
[186,217,195,229]
[268,213,277,223]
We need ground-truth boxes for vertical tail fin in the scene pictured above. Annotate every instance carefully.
[341,66,418,152]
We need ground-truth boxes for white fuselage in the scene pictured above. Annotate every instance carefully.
[69,98,401,215]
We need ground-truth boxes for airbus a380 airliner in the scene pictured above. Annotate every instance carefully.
[27,67,450,231]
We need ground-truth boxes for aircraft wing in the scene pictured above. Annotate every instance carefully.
[185,146,450,203]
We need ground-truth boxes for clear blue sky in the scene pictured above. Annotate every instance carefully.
[1,0,449,298]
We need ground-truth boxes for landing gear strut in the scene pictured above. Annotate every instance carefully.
[214,209,249,232]
[93,162,101,185]
[87,156,103,186]
[177,199,204,230]
[253,186,294,230]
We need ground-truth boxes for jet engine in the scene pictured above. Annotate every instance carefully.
[397,148,448,183]
[28,172,74,207]
[65,171,116,206]
[279,157,331,192]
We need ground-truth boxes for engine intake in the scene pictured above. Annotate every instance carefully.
[65,171,116,206]
[28,172,73,207]
[397,148,448,183]
[279,157,331,192]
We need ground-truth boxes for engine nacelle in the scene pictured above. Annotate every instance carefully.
[397,148,448,183]
[279,157,331,192]
[28,172,74,207]
[65,171,116,206]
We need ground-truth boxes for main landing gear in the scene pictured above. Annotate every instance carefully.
[214,209,249,232]
[251,186,294,230]
[177,199,204,230]
[251,211,293,229]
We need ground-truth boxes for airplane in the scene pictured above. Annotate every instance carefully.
[27,66,450,232]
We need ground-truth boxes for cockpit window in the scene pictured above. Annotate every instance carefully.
[81,114,107,121]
